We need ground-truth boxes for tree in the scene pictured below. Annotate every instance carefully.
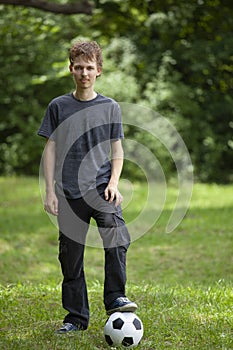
[0,0,92,14]
[128,0,233,182]
[0,6,75,174]
[0,0,232,182]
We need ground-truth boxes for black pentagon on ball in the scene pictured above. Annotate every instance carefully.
[113,317,124,330]
[122,336,134,346]
[105,334,114,346]
[133,318,142,330]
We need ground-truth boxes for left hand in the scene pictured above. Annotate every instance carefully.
[104,183,123,207]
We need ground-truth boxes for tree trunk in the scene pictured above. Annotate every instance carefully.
[0,0,93,15]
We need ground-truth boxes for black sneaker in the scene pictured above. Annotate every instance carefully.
[106,297,138,315]
[56,322,79,334]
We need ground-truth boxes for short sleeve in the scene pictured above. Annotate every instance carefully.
[111,102,124,141]
[37,102,58,140]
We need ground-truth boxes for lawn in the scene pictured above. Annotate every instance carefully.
[0,177,232,349]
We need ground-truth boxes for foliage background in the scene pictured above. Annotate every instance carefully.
[0,0,232,182]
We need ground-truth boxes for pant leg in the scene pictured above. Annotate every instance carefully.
[104,244,129,308]
[92,191,130,309]
[59,234,89,329]
[57,196,91,329]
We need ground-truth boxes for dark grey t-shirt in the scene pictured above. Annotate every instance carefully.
[37,93,124,199]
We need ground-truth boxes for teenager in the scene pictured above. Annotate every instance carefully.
[37,41,137,333]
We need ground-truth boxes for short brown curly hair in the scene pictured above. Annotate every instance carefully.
[69,41,103,68]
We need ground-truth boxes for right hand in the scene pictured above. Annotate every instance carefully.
[44,191,58,216]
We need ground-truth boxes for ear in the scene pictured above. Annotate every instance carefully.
[96,67,102,77]
[69,64,73,73]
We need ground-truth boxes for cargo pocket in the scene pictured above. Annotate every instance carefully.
[112,212,131,248]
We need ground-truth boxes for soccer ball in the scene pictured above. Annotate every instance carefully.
[104,312,143,348]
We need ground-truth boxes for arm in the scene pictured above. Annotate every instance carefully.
[104,139,124,207]
[43,139,58,216]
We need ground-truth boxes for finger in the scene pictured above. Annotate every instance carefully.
[104,188,109,200]
[44,202,58,216]
[51,208,58,216]
[115,195,120,207]
[109,190,115,203]
[47,205,53,215]
[54,199,59,216]
[115,193,123,207]
[50,210,58,216]
[50,204,58,216]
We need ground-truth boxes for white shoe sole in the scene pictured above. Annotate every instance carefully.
[106,302,138,315]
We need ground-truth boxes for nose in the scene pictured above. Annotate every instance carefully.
[82,68,88,76]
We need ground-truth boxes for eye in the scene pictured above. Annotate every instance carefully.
[74,66,82,70]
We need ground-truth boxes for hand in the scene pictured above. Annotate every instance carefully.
[44,191,58,216]
[104,183,123,207]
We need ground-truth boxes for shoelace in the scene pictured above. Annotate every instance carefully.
[62,323,75,331]
[117,297,130,303]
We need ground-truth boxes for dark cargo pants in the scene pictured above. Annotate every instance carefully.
[57,184,130,329]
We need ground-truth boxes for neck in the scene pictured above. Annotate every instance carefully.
[73,89,97,101]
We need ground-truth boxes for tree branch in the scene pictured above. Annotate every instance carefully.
[0,0,93,15]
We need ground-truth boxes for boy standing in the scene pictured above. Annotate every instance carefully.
[38,41,137,333]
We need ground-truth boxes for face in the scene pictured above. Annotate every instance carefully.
[69,56,102,90]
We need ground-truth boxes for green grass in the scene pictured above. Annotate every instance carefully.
[0,177,233,349]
